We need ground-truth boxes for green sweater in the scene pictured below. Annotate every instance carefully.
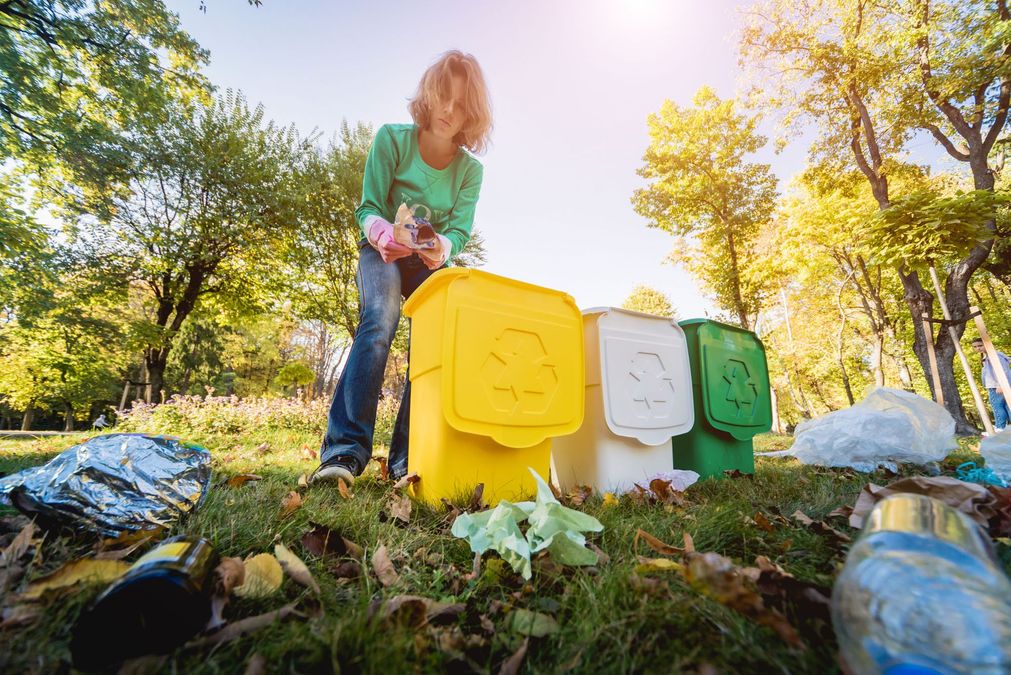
[355,123,484,259]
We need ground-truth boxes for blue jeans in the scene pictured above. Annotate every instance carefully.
[320,241,443,476]
[988,388,1010,430]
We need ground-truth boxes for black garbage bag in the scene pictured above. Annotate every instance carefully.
[0,433,211,536]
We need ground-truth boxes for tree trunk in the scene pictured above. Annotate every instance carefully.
[146,349,168,405]
[20,405,34,431]
[63,402,74,432]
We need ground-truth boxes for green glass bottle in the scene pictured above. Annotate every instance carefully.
[71,536,219,670]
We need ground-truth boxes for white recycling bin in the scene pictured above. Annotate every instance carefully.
[551,307,695,493]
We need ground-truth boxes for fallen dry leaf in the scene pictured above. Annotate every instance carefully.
[255,442,272,455]
[565,484,593,507]
[244,653,268,675]
[634,528,684,556]
[214,557,245,595]
[0,604,42,628]
[649,479,687,507]
[373,456,389,481]
[185,602,303,650]
[498,637,529,675]
[279,491,303,520]
[226,474,262,488]
[387,493,412,526]
[337,478,353,499]
[372,544,400,587]
[274,542,320,595]
[1,521,36,570]
[635,557,682,573]
[332,560,362,580]
[393,473,420,490]
[19,558,130,601]
[753,512,776,533]
[234,553,283,599]
[301,522,364,560]
[369,594,465,627]
[683,532,695,553]
[469,483,486,511]
[300,444,316,462]
[94,529,161,561]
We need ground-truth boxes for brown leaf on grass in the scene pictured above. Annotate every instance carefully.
[19,558,130,601]
[255,442,272,455]
[369,594,465,627]
[469,483,486,511]
[749,556,832,625]
[649,479,688,506]
[299,444,316,462]
[827,505,853,520]
[1,521,36,568]
[498,637,529,675]
[850,478,994,530]
[301,523,364,560]
[337,478,353,499]
[373,456,389,482]
[332,560,362,580]
[791,510,815,526]
[372,544,400,587]
[274,542,320,594]
[185,602,303,650]
[753,512,776,532]
[214,557,245,595]
[683,532,695,553]
[723,469,753,479]
[564,484,593,507]
[387,493,412,526]
[589,543,610,566]
[234,553,283,599]
[0,604,42,628]
[225,474,262,488]
[95,529,161,561]
[243,653,268,675]
[634,528,684,556]
[97,526,165,552]
[279,491,303,519]
[393,473,420,490]
[681,551,804,650]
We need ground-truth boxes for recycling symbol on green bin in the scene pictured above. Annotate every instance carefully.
[721,359,758,419]
[481,329,558,414]
[627,352,676,419]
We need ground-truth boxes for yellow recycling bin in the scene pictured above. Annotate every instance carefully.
[402,268,584,505]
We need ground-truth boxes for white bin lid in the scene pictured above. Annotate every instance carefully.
[583,307,695,445]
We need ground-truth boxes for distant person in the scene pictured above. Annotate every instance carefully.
[92,413,109,430]
[311,50,493,486]
[972,337,1011,432]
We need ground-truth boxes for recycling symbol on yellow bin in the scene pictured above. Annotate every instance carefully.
[722,359,758,419]
[627,352,676,419]
[481,329,559,414]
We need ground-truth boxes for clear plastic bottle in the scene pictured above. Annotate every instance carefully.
[832,493,1011,674]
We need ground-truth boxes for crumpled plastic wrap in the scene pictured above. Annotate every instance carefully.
[0,433,212,537]
[393,203,438,250]
[981,428,1011,481]
[451,468,604,580]
[758,388,957,472]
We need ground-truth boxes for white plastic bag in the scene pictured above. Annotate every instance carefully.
[759,388,957,472]
[981,428,1011,481]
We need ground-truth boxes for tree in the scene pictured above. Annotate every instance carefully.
[66,90,304,402]
[274,361,314,397]
[1,0,208,173]
[621,284,677,318]
[632,87,777,329]
[740,0,990,432]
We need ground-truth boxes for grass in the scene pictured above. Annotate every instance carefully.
[0,429,997,674]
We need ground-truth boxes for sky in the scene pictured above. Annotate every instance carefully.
[167,0,811,318]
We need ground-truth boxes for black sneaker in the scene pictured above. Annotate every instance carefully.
[308,456,359,486]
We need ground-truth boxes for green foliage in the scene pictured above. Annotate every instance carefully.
[274,360,314,392]
[633,87,777,328]
[1,0,209,182]
[621,284,677,318]
[862,189,1008,269]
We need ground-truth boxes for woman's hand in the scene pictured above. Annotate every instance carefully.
[368,219,412,263]
[418,235,450,270]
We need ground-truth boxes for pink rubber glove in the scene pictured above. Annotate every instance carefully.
[368,218,412,264]
[418,234,451,270]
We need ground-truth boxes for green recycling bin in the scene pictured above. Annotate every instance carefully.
[673,319,772,478]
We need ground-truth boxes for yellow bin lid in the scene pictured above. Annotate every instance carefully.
[404,268,585,448]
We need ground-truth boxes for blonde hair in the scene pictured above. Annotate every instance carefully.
[409,50,493,155]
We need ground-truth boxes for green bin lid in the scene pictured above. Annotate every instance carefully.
[681,319,772,440]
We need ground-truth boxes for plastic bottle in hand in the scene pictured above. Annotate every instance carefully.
[831,493,1011,674]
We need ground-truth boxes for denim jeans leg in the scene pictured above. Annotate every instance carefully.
[320,244,402,472]
[990,388,1010,430]
[387,257,445,477]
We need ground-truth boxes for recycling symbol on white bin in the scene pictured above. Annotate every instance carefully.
[626,352,676,419]
[481,329,558,414]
